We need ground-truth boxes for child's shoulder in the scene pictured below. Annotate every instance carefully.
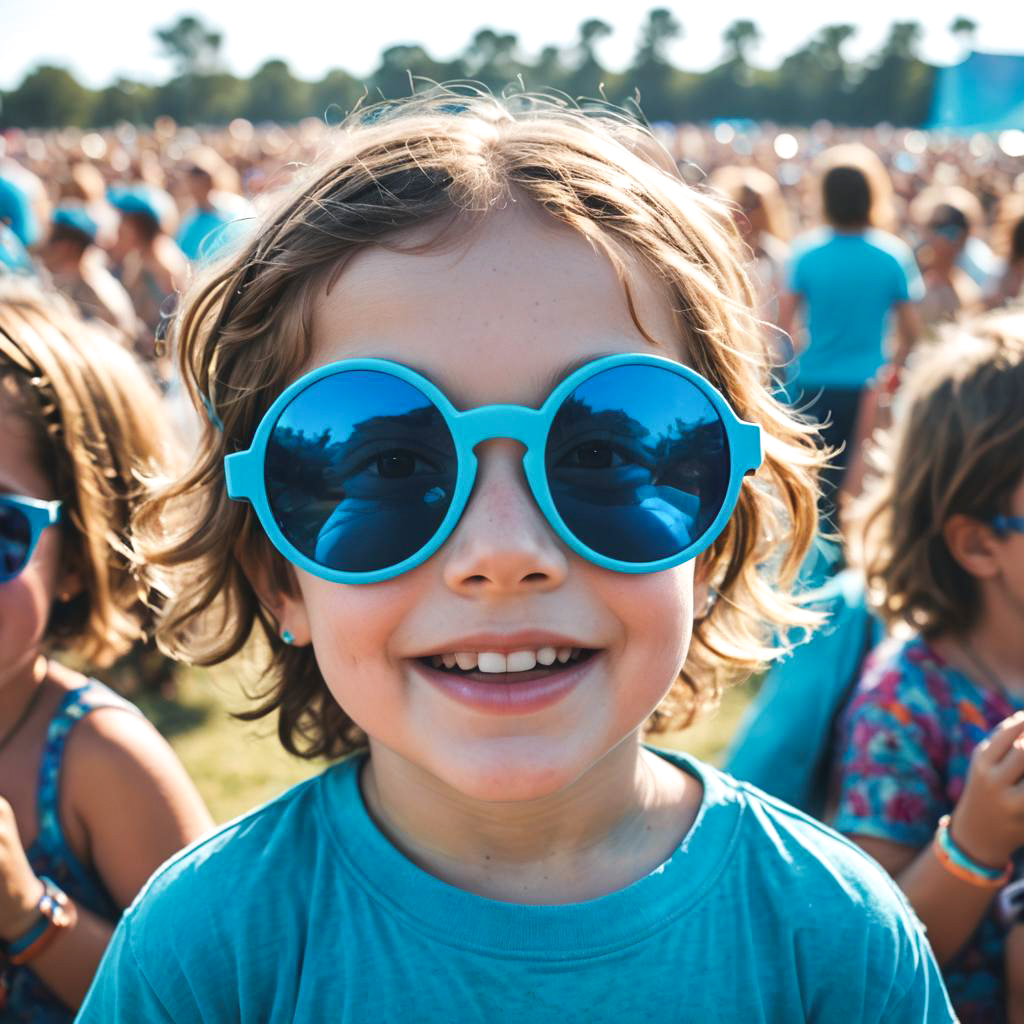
[122,757,356,927]
[682,753,927,927]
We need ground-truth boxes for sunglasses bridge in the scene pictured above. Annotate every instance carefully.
[446,404,549,449]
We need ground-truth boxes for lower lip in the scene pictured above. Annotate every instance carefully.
[413,655,598,715]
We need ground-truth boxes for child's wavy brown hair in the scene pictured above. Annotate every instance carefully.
[0,281,172,665]
[854,311,1024,635]
[138,91,823,759]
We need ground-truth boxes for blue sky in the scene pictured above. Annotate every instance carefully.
[2,0,1019,89]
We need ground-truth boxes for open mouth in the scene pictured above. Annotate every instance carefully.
[416,647,598,685]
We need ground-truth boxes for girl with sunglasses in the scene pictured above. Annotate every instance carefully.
[81,93,952,1021]
[834,312,1024,1024]
[0,283,211,1020]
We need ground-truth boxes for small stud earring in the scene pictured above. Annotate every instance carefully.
[281,630,295,646]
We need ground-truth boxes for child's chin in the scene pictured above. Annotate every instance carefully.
[431,741,596,803]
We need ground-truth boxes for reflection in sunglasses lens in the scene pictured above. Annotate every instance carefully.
[265,371,458,573]
[545,366,729,563]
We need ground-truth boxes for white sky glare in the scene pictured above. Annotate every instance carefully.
[1,0,1020,90]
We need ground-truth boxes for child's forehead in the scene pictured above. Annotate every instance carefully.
[308,206,689,406]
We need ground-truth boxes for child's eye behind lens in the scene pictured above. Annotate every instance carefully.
[565,441,624,470]
[376,450,417,478]
[369,449,438,479]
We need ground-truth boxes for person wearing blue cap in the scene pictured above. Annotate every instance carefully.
[0,172,41,250]
[108,185,186,365]
[41,204,137,339]
[176,148,252,263]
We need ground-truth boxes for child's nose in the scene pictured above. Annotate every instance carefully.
[440,441,569,595]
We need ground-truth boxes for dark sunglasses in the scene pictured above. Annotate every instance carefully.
[223,354,763,584]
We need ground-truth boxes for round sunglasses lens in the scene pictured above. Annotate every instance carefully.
[0,503,32,579]
[545,365,730,563]
[264,371,457,573]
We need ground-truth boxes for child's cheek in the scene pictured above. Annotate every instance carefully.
[0,535,59,671]
[590,561,695,710]
[609,562,693,651]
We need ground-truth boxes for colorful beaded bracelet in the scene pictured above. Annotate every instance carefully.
[934,816,1013,890]
[5,877,77,966]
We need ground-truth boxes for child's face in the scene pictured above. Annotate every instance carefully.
[1000,475,1024,615]
[271,207,703,802]
[0,400,63,691]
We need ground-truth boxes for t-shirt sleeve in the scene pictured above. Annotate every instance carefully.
[876,907,958,1022]
[75,915,177,1023]
[833,662,946,848]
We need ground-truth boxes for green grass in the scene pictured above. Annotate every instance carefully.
[137,657,755,824]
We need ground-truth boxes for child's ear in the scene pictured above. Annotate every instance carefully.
[236,546,312,647]
[54,539,85,603]
[942,514,1002,580]
[55,564,84,604]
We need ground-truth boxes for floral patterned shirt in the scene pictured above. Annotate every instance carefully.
[834,633,1024,1024]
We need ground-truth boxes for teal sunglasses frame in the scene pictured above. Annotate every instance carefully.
[992,516,1024,536]
[0,495,63,583]
[224,353,764,584]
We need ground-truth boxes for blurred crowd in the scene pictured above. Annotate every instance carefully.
[2,118,1022,393]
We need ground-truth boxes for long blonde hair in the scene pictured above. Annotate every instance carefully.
[0,281,173,665]
[139,92,824,758]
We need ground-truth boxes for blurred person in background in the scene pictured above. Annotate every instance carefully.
[0,225,35,278]
[57,162,117,252]
[0,152,49,251]
[990,196,1024,309]
[175,147,253,263]
[708,165,793,377]
[107,185,186,369]
[779,144,922,530]
[40,205,136,340]
[913,198,984,330]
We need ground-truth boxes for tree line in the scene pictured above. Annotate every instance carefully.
[0,12,981,130]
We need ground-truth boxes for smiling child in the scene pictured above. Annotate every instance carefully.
[77,94,953,1023]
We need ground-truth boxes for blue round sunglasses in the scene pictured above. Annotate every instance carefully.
[224,353,764,584]
[0,495,63,583]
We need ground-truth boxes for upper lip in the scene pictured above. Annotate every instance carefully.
[412,631,599,657]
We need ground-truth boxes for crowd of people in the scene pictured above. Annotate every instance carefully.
[0,96,1022,1022]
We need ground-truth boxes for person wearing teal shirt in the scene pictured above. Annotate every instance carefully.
[77,751,951,1023]
[779,158,924,524]
[175,160,252,263]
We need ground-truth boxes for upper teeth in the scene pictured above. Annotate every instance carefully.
[430,647,584,673]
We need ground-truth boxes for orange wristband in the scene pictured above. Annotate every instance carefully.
[933,816,1013,890]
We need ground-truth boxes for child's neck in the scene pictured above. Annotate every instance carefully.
[939,595,1024,696]
[359,737,701,905]
[0,653,47,738]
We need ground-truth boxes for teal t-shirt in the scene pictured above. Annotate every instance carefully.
[789,228,924,389]
[176,207,249,263]
[76,750,954,1023]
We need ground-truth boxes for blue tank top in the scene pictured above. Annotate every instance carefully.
[0,679,140,1022]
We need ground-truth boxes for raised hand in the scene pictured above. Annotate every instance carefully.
[0,796,44,942]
